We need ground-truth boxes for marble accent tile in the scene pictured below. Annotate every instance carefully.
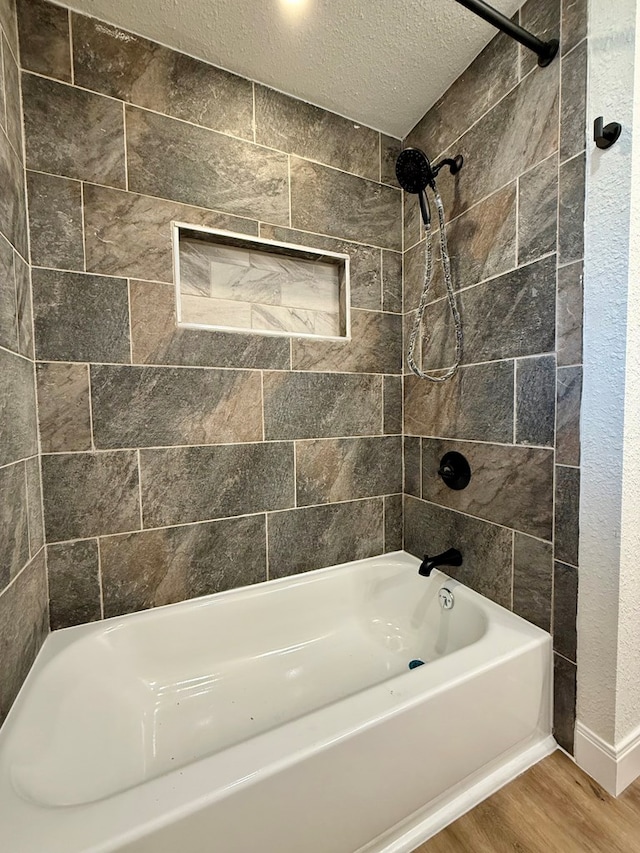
[383,375,402,434]
[0,124,27,257]
[84,185,258,283]
[518,156,558,265]
[91,365,263,449]
[520,0,561,77]
[562,0,587,55]
[263,371,382,440]
[140,442,294,528]
[0,347,38,467]
[406,29,518,160]
[384,494,403,552]
[2,33,21,157]
[22,73,126,187]
[555,465,580,566]
[404,496,513,608]
[126,107,289,224]
[260,225,382,311]
[100,515,266,618]
[381,136,401,187]
[291,309,402,375]
[130,281,290,370]
[382,250,402,313]
[437,64,559,221]
[0,461,29,590]
[404,361,514,443]
[513,533,553,631]
[554,652,576,753]
[557,261,583,366]
[290,157,402,251]
[0,0,17,57]
[421,438,554,540]
[516,355,556,447]
[557,366,582,466]
[15,253,33,360]
[47,539,101,629]
[0,551,48,726]
[403,436,421,498]
[255,85,379,180]
[295,436,402,506]
[27,172,83,270]
[558,152,585,265]
[32,269,130,363]
[0,234,17,352]
[42,451,140,541]
[561,40,587,162]
[25,456,44,556]
[17,0,71,81]
[554,560,578,661]
[73,15,253,139]
[36,362,91,453]
[268,498,384,579]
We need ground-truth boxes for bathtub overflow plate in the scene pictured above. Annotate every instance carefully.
[439,588,454,610]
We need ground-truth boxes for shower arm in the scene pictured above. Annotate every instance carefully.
[454,0,559,67]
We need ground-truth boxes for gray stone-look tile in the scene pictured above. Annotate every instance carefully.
[291,309,402,375]
[421,438,554,540]
[404,361,514,443]
[0,234,17,352]
[73,15,253,139]
[404,436,421,498]
[404,189,421,253]
[84,184,258,283]
[17,0,71,81]
[48,539,101,629]
[91,365,263,449]
[384,494,403,552]
[557,261,583,365]
[100,515,266,618]
[562,0,587,55]
[0,125,27,257]
[406,29,518,160]
[0,0,18,57]
[381,135,401,187]
[383,375,402,434]
[516,355,556,447]
[255,85,380,180]
[555,465,580,566]
[513,533,553,631]
[0,347,38,467]
[130,280,290,370]
[0,461,29,590]
[296,436,402,506]
[25,456,44,556]
[0,551,48,726]
[554,560,578,661]
[22,73,126,187]
[140,442,294,528]
[14,253,33,360]
[290,157,402,251]
[558,152,585,265]
[126,106,289,224]
[518,156,558,265]
[557,366,582,466]
[520,0,561,76]
[382,250,402,314]
[554,652,576,753]
[263,371,382,440]
[32,269,130,363]
[27,171,83,270]
[36,362,91,453]
[561,40,587,161]
[268,498,384,578]
[404,496,513,608]
[2,33,21,157]
[0,43,5,135]
[42,451,140,541]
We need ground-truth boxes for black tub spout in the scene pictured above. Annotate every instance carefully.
[419,548,463,577]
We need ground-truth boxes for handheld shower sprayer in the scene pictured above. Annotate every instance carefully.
[395,148,463,227]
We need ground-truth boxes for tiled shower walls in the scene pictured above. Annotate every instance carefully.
[17,1,404,629]
[402,0,585,752]
[0,0,48,726]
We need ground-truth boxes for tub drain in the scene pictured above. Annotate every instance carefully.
[408,659,425,669]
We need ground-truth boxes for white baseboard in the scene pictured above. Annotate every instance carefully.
[575,721,640,796]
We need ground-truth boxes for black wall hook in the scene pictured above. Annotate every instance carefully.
[594,116,622,149]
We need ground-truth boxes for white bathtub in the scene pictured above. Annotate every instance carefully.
[0,552,553,853]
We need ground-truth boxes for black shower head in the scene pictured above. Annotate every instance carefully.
[395,147,434,194]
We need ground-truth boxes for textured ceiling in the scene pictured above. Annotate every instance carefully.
[60,0,522,137]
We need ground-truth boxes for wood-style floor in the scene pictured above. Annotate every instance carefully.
[413,751,640,852]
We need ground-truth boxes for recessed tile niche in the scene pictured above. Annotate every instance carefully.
[173,224,351,340]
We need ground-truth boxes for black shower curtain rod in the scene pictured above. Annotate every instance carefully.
[454,0,559,67]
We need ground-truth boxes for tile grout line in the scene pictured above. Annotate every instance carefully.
[136,449,144,531]
[68,10,74,86]
[80,181,87,271]
[122,102,129,191]
[264,513,270,581]
[86,363,96,451]
[97,537,105,618]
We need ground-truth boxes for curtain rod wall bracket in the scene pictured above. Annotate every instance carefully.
[454,0,559,67]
